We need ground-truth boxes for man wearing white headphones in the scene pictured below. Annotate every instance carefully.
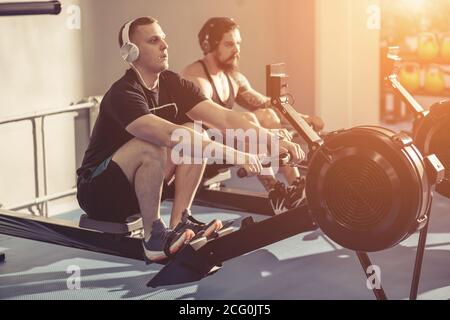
[181,17,325,213]
[76,17,306,263]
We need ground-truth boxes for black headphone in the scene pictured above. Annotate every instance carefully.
[199,17,238,54]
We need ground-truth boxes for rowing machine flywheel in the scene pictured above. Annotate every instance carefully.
[414,100,450,198]
[305,126,443,252]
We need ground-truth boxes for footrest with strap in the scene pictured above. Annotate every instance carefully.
[147,206,317,287]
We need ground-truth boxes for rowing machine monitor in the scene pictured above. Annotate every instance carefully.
[266,63,289,99]
[266,63,323,152]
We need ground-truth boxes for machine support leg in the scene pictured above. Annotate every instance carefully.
[409,213,431,300]
[356,251,388,300]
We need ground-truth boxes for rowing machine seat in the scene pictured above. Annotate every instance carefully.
[79,214,143,235]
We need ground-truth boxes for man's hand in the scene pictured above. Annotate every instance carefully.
[239,153,263,177]
[279,140,306,164]
[277,128,294,141]
[304,115,325,132]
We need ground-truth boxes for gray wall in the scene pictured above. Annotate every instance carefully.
[0,0,83,208]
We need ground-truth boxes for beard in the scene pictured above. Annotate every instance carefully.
[215,53,240,72]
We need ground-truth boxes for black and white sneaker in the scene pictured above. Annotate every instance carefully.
[286,177,307,209]
[268,178,306,215]
[268,182,290,215]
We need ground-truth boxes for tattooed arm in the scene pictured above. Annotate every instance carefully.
[233,72,272,110]
[233,71,325,132]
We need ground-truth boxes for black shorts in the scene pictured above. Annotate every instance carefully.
[77,157,174,223]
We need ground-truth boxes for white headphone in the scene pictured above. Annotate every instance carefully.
[120,20,140,63]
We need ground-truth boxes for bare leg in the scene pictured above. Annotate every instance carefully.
[167,122,208,228]
[112,138,177,241]
[280,166,301,185]
[169,161,206,228]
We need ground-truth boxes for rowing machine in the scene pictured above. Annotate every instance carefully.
[270,63,444,299]
[147,64,445,301]
[147,205,316,287]
[0,209,146,261]
[385,48,450,199]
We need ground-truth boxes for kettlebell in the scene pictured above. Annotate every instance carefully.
[418,32,439,61]
[441,33,450,61]
[399,63,421,92]
[424,64,446,94]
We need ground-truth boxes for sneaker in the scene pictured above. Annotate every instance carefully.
[268,178,306,215]
[142,219,195,263]
[174,209,223,238]
[268,181,290,215]
[286,177,307,209]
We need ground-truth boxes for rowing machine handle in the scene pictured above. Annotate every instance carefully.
[237,153,291,178]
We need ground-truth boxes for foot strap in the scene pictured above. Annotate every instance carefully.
[163,231,180,259]
[187,215,206,226]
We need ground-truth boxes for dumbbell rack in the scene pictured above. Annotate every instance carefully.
[381,50,450,123]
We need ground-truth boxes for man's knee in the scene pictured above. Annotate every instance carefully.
[139,141,167,166]
[110,138,167,184]
[117,138,167,166]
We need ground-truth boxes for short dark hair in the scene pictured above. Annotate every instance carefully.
[118,16,158,47]
[198,17,239,54]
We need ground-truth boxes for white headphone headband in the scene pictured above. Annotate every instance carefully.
[122,19,134,46]
[120,19,140,63]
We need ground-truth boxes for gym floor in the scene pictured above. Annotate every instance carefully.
[1,163,449,300]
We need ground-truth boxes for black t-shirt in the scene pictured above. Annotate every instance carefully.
[77,69,207,177]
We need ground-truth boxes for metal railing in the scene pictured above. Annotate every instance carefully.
[0,98,100,217]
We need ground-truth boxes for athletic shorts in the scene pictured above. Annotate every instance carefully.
[77,156,174,223]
